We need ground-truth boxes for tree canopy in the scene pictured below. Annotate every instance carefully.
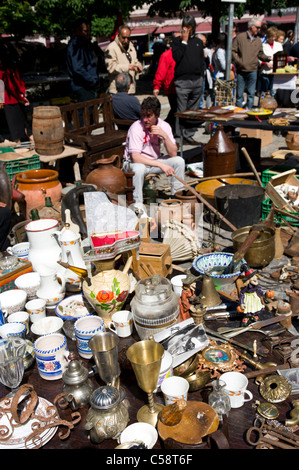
[0,0,298,39]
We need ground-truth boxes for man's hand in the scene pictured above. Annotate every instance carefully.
[181,27,189,43]
[153,89,159,97]
[0,202,7,208]
[150,124,166,139]
[159,161,175,177]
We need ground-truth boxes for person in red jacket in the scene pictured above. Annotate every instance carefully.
[0,41,32,142]
[153,47,177,135]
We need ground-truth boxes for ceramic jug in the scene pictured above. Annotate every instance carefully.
[82,256,132,327]
[25,218,62,272]
[36,264,66,307]
[53,223,86,291]
[85,155,127,194]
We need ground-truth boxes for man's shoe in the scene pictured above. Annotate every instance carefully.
[183,137,202,146]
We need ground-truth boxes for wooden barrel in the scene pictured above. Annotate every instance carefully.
[32,106,64,156]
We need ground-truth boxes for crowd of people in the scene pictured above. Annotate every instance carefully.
[1,15,299,216]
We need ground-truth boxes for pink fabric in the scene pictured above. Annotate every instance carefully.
[123,117,176,161]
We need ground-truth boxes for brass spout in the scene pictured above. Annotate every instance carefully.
[240,353,277,384]
[285,400,299,427]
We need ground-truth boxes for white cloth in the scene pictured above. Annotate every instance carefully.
[212,47,226,79]
[260,41,283,74]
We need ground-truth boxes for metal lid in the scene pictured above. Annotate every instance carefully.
[62,354,89,385]
[90,386,124,410]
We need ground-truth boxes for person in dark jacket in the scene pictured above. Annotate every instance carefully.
[112,72,141,129]
[66,19,100,102]
[172,14,205,145]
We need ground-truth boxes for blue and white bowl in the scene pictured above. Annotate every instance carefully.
[192,252,244,290]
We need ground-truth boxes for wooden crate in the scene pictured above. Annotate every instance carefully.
[132,242,172,279]
[265,169,299,212]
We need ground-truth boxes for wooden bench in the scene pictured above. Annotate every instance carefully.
[60,95,134,178]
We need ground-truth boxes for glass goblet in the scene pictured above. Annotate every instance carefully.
[0,337,27,397]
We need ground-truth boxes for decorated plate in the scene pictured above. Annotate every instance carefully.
[55,294,94,320]
[0,396,58,449]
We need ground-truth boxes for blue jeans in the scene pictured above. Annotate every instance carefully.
[235,71,258,109]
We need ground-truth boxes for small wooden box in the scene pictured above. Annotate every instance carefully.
[0,259,33,292]
[132,242,173,279]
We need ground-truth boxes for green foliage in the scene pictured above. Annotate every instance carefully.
[1,0,299,39]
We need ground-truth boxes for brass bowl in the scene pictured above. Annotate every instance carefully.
[173,354,198,378]
[187,370,211,392]
[232,225,275,268]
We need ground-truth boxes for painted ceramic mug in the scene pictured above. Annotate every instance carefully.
[220,371,253,408]
[34,333,69,380]
[74,315,106,359]
[108,310,133,338]
[161,376,189,405]
[0,322,26,339]
[25,298,46,323]
[7,311,30,334]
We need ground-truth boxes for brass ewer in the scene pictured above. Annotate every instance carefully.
[126,338,164,426]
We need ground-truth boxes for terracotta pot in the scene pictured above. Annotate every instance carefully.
[157,199,183,227]
[174,190,197,217]
[86,155,127,194]
[286,132,299,151]
[16,169,62,218]
[260,92,278,111]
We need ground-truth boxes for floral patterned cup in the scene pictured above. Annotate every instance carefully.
[74,315,105,359]
[34,333,69,380]
[108,310,133,338]
[25,298,46,323]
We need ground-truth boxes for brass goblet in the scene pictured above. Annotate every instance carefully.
[126,339,164,426]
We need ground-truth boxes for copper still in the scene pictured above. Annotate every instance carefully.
[203,125,237,177]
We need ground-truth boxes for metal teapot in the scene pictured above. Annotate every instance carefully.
[85,386,129,444]
[62,352,95,410]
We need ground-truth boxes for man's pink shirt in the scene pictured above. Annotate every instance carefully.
[123,118,176,161]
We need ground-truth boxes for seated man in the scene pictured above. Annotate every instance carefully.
[112,72,141,128]
[123,96,185,205]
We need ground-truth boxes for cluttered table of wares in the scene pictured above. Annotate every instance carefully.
[1,287,299,451]
[175,107,299,131]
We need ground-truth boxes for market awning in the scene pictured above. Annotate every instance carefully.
[155,25,181,34]
[155,22,212,35]
[130,26,157,36]
[263,14,296,24]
